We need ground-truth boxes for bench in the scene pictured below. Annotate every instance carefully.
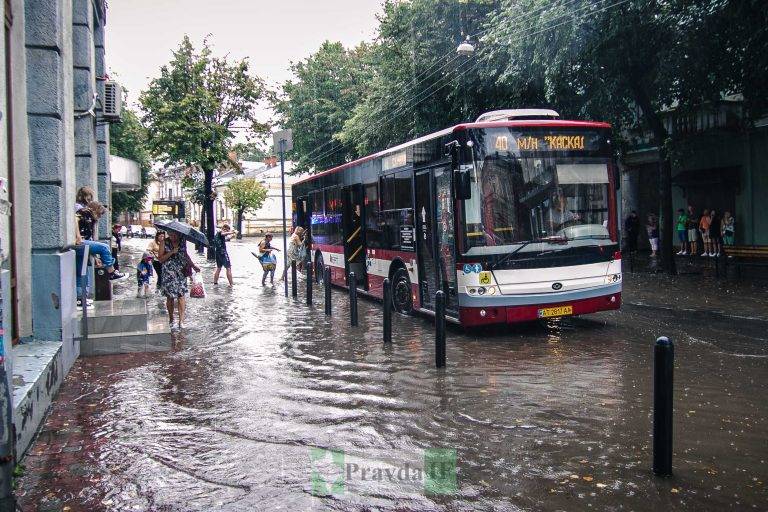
[724,245,768,279]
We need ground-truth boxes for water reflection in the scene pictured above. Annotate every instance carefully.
[17,237,768,511]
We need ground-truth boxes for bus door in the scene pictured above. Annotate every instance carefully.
[415,170,437,310]
[342,184,367,289]
[415,167,458,314]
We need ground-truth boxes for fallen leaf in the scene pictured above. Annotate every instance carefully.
[671,488,679,494]
[583,476,594,482]
[570,475,580,480]
[596,483,607,489]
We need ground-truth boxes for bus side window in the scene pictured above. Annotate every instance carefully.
[364,182,382,248]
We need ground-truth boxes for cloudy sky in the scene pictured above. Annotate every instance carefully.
[106,0,384,120]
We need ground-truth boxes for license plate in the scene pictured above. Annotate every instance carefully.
[538,305,573,318]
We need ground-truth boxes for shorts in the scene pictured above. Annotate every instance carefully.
[215,252,231,269]
[724,232,734,245]
[649,238,659,251]
[687,229,697,242]
[700,230,710,242]
[677,230,687,243]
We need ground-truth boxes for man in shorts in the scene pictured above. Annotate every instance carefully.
[686,205,699,256]
[675,208,688,255]
[213,224,236,286]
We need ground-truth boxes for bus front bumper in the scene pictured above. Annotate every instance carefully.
[458,288,622,326]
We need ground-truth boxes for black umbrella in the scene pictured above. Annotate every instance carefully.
[153,220,209,247]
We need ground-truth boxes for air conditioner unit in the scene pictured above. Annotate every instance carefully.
[103,80,123,120]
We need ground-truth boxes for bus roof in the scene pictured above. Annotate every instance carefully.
[293,119,612,186]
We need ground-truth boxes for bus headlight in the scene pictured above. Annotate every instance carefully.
[467,287,477,295]
[487,286,497,295]
[477,287,486,295]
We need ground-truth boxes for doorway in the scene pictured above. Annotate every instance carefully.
[342,184,366,289]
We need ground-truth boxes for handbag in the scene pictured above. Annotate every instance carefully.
[189,272,206,298]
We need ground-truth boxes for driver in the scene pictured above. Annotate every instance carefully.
[547,187,580,231]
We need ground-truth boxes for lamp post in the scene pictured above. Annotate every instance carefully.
[273,129,294,297]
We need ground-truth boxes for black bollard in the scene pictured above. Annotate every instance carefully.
[324,266,332,316]
[435,290,446,368]
[653,336,674,477]
[349,272,358,327]
[382,278,392,343]
[291,261,297,298]
[306,261,313,305]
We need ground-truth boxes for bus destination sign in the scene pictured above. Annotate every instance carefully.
[493,133,600,152]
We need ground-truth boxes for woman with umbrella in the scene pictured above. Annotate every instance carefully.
[156,222,203,332]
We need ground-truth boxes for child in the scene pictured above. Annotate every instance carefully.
[675,208,688,255]
[136,252,154,298]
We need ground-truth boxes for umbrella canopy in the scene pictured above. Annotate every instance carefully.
[153,220,209,247]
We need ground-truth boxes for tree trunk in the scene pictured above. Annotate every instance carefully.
[204,169,215,260]
[631,83,677,275]
[236,209,244,239]
[198,204,206,254]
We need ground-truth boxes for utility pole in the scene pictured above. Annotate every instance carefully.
[273,129,294,298]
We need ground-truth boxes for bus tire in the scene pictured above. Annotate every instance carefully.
[391,267,413,315]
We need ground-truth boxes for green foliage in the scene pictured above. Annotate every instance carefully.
[223,177,268,216]
[110,108,151,219]
[232,141,269,162]
[273,41,374,173]
[140,35,267,176]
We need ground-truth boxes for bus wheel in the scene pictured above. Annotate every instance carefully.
[392,267,413,315]
[316,253,325,283]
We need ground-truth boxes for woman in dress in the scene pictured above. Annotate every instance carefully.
[280,226,306,282]
[157,230,199,332]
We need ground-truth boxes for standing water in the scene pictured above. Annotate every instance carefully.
[17,238,768,511]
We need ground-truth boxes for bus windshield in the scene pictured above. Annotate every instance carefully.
[462,127,614,256]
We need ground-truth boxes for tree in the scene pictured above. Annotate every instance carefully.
[273,41,374,174]
[338,0,500,156]
[483,0,767,274]
[222,178,268,238]
[110,108,151,220]
[232,141,269,162]
[140,36,267,258]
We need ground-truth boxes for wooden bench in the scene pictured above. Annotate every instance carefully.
[724,245,768,279]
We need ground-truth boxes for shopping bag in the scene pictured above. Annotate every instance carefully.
[257,251,277,271]
[189,272,206,298]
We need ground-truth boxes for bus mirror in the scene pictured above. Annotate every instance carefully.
[455,170,472,200]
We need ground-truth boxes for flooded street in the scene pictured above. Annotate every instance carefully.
[17,238,768,511]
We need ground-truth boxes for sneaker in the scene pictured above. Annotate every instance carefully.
[716,252,721,257]
[680,251,688,255]
[77,298,94,309]
[676,250,682,255]
[109,270,127,280]
[136,289,143,298]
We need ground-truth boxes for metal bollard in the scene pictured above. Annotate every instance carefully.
[435,290,446,368]
[306,261,313,305]
[653,336,674,477]
[382,278,392,343]
[324,266,332,316]
[349,272,358,327]
[291,261,297,298]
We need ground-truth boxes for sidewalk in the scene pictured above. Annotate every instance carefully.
[621,252,768,320]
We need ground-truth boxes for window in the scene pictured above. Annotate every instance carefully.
[364,182,383,248]
[310,190,325,240]
[324,187,343,246]
[378,170,415,251]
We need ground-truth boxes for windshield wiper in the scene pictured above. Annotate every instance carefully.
[490,241,533,270]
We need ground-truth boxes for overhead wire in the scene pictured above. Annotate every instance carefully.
[304,0,633,170]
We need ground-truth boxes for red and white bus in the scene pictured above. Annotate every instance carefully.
[292,109,622,327]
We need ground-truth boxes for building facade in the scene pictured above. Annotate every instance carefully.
[621,99,767,248]
[0,0,114,458]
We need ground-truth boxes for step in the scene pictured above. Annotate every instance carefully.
[12,341,64,458]
[80,315,172,356]
[78,298,149,334]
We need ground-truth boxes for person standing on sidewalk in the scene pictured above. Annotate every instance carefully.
[686,205,699,256]
[147,231,166,292]
[699,208,711,256]
[722,211,735,249]
[212,224,236,286]
[136,253,154,298]
[624,210,640,254]
[709,209,722,257]
[158,231,199,332]
[676,208,688,255]
[646,213,659,258]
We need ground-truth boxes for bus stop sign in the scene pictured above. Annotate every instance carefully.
[273,129,293,153]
